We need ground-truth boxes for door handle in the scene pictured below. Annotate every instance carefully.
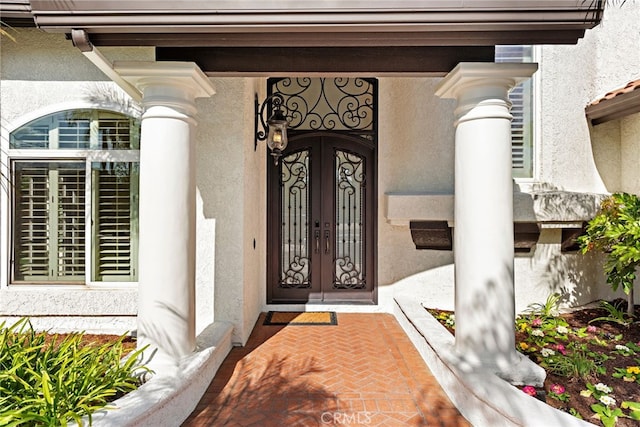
[315,230,320,253]
[324,230,330,254]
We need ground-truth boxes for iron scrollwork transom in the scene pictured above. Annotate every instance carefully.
[268,78,376,135]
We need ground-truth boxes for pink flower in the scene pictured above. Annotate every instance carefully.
[587,325,597,333]
[532,318,542,327]
[522,386,537,397]
[554,344,567,355]
[550,384,566,394]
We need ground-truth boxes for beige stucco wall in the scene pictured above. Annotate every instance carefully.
[620,113,640,194]
[537,4,640,193]
[194,76,265,344]
[377,78,455,287]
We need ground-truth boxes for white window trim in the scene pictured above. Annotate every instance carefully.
[0,102,140,291]
[513,44,541,188]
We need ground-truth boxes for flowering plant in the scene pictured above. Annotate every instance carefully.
[522,385,537,397]
[613,366,640,384]
[548,384,569,402]
[540,348,555,358]
[614,344,635,356]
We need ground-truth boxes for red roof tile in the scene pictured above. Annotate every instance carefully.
[589,78,640,106]
[586,77,640,125]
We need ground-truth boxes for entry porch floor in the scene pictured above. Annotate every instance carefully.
[182,313,470,426]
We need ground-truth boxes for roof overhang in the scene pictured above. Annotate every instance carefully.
[1,1,604,76]
[3,1,603,47]
[586,80,640,125]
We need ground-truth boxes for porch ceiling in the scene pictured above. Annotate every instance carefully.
[2,0,604,75]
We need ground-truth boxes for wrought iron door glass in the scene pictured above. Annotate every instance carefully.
[334,150,366,289]
[279,150,311,288]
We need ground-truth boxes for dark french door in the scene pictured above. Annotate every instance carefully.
[267,133,376,303]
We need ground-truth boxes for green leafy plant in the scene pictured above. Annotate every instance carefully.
[578,192,640,317]
[0,318,149,426]
[542,344,607,380]
[569,407,584,419]
[523,293,562,319]
[589,300,634,326]
[621,401,640,421]
[590,403,623,427]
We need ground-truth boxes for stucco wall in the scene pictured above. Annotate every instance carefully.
[195,78,253,344]
[241,78,266,344]
[538,4,640,193]
[620,113,640,195]
[377,78,456,288]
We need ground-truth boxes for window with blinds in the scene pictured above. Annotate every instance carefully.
[9,110,139,285]
[91,162,138,282]
[14,162,86,282]
[496,45,534,178]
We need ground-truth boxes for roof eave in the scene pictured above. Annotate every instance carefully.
[586,90,640,125]
[0,1,604,46]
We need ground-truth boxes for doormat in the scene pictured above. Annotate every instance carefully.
[263,311,337,326]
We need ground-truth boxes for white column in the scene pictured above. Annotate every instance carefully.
[436,63,538,377]
[116,62,215,371]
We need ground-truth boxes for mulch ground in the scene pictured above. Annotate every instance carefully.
[539,301,640,426]
[428,300,640,427]
[44,332,137,352]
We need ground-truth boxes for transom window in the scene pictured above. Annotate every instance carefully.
[8,109,139,285]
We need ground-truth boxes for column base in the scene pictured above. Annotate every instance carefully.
[137,341,189,379]
[454,349,546,387]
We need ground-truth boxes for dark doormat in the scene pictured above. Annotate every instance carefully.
[263,311,338,326]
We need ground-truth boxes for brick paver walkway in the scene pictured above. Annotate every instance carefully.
[183,313,470,426]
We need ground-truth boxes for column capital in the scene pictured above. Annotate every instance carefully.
[435,62,538,101]
[436,62,537,124]
[114,61,216,117]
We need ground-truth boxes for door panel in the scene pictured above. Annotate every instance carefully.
[268,133,375,303]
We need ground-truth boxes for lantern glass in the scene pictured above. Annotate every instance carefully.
[267,121,288,152]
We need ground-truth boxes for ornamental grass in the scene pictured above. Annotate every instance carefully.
[0,318,149,426]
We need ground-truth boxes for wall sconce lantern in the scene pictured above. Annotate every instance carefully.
[255,93,289,165]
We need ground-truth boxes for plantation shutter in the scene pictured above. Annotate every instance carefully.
[14,162,85,282]
[92,162,139,281]
[14,164,50,279]
[496,45,534,178]
[509,83,532,175]
[55,165,86,279]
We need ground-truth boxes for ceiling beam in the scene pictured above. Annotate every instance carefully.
[156,46,496,76]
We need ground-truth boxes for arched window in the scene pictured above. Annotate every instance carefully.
[8,109,139,284]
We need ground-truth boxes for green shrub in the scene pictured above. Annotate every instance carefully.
[578,192,640,317]
[0,318,149,426]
